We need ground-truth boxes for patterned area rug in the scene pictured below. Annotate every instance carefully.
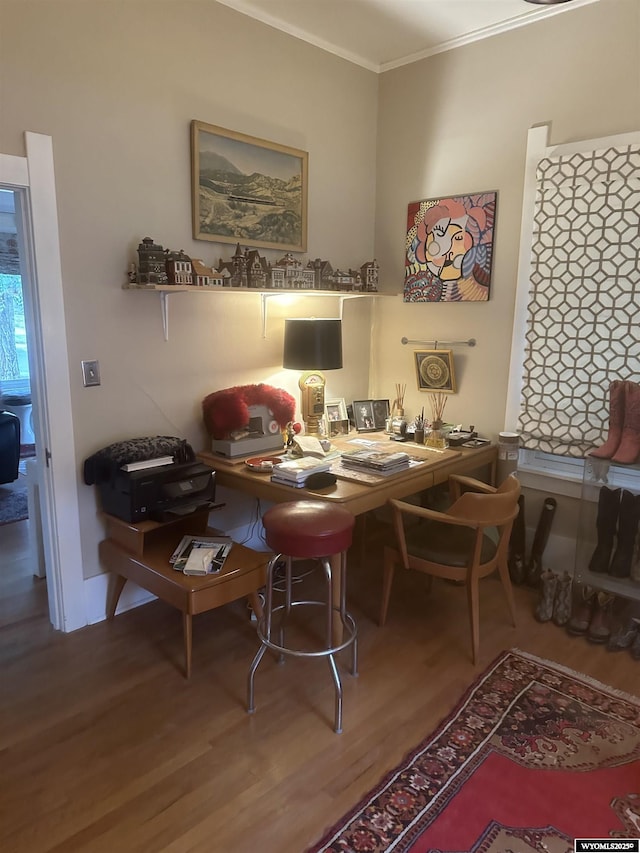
[0,481,28,525]
[307,649,640,853]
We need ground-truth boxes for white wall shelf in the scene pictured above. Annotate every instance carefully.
[122,283,397,340]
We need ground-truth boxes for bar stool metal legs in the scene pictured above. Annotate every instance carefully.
[247,550,358,733]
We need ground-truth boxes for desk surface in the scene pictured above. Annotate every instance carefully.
[199,433,497,516]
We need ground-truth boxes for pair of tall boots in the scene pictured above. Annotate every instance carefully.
[590,379,640,464]
[589,487,640,579]
[508,494,557,587]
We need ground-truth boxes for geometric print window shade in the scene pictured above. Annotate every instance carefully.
[517,144,640,458]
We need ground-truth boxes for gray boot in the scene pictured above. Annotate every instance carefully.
[552,572,573,627]
[535,570,557,623]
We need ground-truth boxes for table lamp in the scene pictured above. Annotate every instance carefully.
[283,318,343,436]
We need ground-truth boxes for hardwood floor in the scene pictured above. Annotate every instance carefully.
[0,523,638,853]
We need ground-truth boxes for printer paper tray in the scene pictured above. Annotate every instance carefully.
[152,499,216,523]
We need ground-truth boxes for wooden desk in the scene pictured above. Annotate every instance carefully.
[99,510,268,678]
[198,434,497,517]
[198,435,496,645]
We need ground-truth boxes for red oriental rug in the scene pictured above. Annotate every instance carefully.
[307,649,640,853]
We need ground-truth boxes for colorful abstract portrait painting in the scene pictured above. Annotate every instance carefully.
[404,191,497,302]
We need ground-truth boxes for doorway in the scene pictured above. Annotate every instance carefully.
[0,188,43,618]
[0,188,36,465]
[0,133,85,633]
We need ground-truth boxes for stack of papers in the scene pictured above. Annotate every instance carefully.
[271,456,333,488]
[170,535,233,575]
[340,449,410,475]
[120,455,174,472]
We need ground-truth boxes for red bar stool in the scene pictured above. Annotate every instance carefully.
[247,500,358,733]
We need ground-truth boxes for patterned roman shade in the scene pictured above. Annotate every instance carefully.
[517,144,640,457]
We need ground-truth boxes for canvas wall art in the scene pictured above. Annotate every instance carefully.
[404,191,497,302]
[191,120,308,253]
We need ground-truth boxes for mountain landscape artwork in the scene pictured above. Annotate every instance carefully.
[191,120,308,252]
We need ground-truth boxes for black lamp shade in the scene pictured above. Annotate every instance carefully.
[283,318,343,370]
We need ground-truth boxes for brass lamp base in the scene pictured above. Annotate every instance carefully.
[298,370,326,437]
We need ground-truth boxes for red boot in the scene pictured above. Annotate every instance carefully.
[590,380,626,459]
[612,382,640,465]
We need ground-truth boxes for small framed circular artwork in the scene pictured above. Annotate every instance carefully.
[414,350,457,393]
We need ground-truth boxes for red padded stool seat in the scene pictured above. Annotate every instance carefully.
[247,500,358,733]
[263,501,355,558]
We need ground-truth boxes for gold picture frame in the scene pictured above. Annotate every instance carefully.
[414,350,457,393]
[191,120,308,252]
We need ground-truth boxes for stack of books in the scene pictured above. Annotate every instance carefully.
[340,448,411,476]
[271,456,333,488]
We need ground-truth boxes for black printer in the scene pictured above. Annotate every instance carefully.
[98,460,216,523]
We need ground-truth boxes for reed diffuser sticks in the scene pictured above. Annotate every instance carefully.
[393,383,406,416]
[426,392,448,449]
[428,392,447,425]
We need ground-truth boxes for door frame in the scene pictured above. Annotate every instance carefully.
[1,132,85,632]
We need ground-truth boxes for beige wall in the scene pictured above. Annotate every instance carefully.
[1,1,379,576]
[372,0,640,438]
[1,0,639,581]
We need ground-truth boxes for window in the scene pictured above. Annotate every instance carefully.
[506,127,640,479]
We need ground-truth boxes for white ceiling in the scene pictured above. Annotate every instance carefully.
[216,0,598,72]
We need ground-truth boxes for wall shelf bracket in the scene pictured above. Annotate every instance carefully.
[339,294,364,318]
[160,291,170,341]
[261,292,279,339]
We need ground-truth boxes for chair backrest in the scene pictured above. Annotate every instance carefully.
[448,474,521,529]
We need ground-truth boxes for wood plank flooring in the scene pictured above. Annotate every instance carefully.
[1,519,638,853]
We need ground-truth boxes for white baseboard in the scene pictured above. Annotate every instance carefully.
[525,530,576,575]
[84,571,155,625]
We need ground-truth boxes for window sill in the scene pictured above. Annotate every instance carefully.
[516,450,584,498]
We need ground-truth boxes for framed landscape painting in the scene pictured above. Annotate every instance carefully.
[404,191,496,302]
[191,120,308,252]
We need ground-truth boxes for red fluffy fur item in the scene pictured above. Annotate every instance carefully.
[202,384,296,440]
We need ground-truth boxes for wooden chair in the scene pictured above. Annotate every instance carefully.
[380,473,521,664]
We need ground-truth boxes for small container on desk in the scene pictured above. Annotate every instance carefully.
[426,420,448,450]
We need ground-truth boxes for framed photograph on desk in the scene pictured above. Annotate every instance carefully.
[371,399,390,429]
[325,398,347,424]
[353,400,376,432]
[328,419,350,438]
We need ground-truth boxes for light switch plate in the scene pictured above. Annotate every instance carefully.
[81,359,101,387]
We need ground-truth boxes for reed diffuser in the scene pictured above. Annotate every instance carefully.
[392,383,406,417]
[390,383,407,438]
[426,392,448,449]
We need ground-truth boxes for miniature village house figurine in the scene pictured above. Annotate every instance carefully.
[137,237,168,285]
[191,258,224,287]
[165,250,193,286]
[130,237,378,292]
